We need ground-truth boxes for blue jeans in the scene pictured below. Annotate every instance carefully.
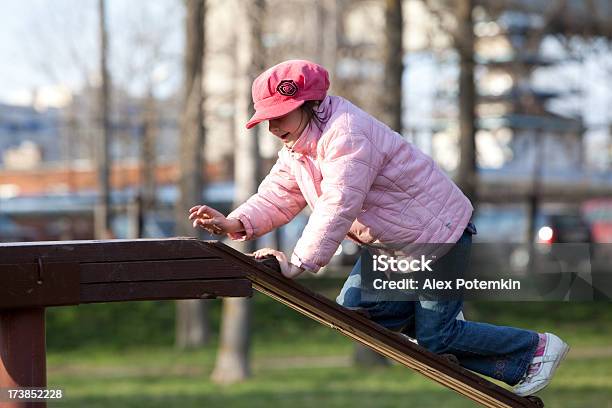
[335,226,540,386]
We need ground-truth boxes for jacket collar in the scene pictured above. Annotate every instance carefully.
[285,95,332,158]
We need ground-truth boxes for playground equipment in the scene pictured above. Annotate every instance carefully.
[0,238,544,407]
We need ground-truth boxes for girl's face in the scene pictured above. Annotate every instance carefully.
[268,107,309,149]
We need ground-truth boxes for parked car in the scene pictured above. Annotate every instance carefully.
[471,205,592,276]
[532,210,593,275]
[534,212,592,245]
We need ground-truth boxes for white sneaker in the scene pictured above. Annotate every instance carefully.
[399,332,419,344]
[513,332,570,396]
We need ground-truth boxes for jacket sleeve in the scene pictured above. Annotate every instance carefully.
[290,129,383,272]
[226,152,307,241]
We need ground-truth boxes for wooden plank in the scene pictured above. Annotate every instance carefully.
[0,262,80,310]
[80,278,252,303]
[208,241,541,408]
[80,258,245,284]
[0,238,220,265]
[0,240,252,309]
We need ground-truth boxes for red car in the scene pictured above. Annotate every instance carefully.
[581,199,612,244]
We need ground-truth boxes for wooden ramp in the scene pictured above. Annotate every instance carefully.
[210,241,544,408]
[0,238,543,407]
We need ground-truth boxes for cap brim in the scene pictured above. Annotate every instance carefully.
[245,99,305,129]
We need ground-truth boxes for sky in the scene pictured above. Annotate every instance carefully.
[0,0,184,107]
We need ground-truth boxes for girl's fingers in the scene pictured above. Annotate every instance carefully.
[194,219,224,235]
[253,249,266,258]
[197,206,211,216]
[198,218,221,229]
[199,220,222,232]
[189,205,201,213]
[253,248,280,259]
[189,212,213,221]
[193,219,208,229]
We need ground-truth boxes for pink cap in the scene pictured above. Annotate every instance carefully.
[246,59,330,129]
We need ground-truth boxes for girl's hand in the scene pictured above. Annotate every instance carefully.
[251,248,305,279]
[252,248,290,277]
[188,205,242,235]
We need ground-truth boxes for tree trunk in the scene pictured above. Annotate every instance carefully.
[527,130,543,275]
[382,0,404,133]
[175,0,209,350]
[211,297,253,384]
[454,0,477,205]
[135,90,158,238]
[142,91,158,215]
[95,0,112,239]
[309,0,338,73]
[211,0,265,384]
[351,0,403,368]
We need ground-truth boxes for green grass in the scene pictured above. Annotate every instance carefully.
[44,280,612,407]
[47,350,612,408]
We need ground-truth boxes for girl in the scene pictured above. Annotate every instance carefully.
[188,59,569,396]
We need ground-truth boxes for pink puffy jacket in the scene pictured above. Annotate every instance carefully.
[227,95,474,272]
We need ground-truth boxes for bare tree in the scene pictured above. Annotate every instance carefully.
[211,0,266,385]
[175,0,209,349]
[454,0,477,204]
[111,2,183,237]
[95,0,113,239]
[381,0,404,133]
[352,0,405,368]
[422,0,477,203]
[135,90,158,238]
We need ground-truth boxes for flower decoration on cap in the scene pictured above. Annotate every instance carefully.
[277,79,298,96]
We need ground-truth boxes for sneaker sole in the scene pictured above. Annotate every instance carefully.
[516,337,570,397]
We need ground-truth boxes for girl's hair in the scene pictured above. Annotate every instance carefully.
[300,100,332,132]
